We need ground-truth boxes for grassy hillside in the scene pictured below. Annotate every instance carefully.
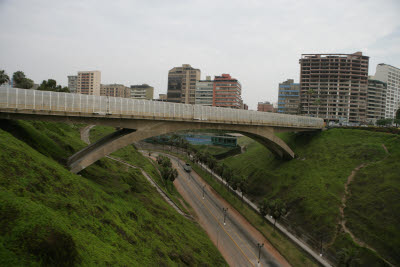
[0,120,226,266]
[222,128,399,265]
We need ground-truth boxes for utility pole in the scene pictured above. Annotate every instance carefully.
[223,208,228,225]
[257,243,264,266]
[202,184,206,199]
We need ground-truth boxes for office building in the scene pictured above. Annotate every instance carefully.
[373,63,400,118]
[366,79,386,123]
[167,64,201,104]
[77,71,101,95]
[100,84,129,98]
[213,74,242,109]
[299,52,369,123]
[130,84,154,100]
[67,75,78,93]
[195,76,214,106]
[277,79,300,114]
[257,101,274,112]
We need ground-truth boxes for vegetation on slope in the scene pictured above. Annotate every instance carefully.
[221,128,399,265]
[0,120,226,266]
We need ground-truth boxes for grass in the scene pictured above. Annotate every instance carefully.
[0,120,227,266]
[220,128,398,265]
[88,125,191,214]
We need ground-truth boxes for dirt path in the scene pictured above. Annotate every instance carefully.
[336,149,394,266]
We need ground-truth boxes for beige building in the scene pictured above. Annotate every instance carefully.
[77,71,101,95]
[167,64,201,104]
[100,84,129,98]
[158,94,167,101]
[129,84,154,100]
[299,52,369,123]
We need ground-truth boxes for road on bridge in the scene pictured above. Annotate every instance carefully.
[155,153,290,267]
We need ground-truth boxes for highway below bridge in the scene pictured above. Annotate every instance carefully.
[151,152,290,267]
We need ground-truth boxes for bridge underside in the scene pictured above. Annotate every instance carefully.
[0,112,317,173]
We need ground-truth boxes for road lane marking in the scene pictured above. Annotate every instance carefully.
[172,159,255,267]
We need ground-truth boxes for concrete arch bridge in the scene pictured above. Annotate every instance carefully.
[0,88,324,173]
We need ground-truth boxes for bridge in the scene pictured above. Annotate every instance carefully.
[0,88,323,173]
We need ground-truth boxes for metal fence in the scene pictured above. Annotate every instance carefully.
[0,88,324,129]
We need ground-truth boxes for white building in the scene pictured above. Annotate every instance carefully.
[195,76,213,106]
[68,75,78,93]
[374,64,400,118]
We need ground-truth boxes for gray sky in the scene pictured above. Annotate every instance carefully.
[1,0,399,109]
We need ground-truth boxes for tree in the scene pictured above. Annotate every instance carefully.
[37,79,70,92]
[238,177,248,201]
[396,108,400,120]
[313,98,322,118]
[12,71,34,89]
[306,89,315,115]
[269,199,287,231]
[258,198,269,218]
[337,247,360,267]
[0,70,10,85]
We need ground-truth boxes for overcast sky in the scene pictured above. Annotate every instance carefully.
[1,0,399,109]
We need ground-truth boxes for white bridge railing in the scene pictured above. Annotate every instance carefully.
[0,88,323,129]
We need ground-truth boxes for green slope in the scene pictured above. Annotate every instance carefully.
[0,120,226,266]
[222,128,399,265]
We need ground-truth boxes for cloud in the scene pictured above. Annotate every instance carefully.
[0,0,399,109]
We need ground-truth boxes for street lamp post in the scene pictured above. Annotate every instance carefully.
[257,243,264,266]
[202,184,206,199]
[223,208,228,225]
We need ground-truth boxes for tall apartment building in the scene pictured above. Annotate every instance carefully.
[373,63,400,118]
[77,71,101,96]
[213,74,242,109]
[130,84,154,100]
[366,79,387,123]
[257,101,274,112]
[277,79,300,114]
[100,84,129,98]
[195,76,214,106]
[299,52,369,123]
[67,75,78,93]
[167,64,200,104]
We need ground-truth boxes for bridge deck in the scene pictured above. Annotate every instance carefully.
[0,88,323,129]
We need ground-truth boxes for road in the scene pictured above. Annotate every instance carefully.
[156,153,290,267]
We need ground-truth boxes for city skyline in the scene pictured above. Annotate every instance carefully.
[0,0,399,109]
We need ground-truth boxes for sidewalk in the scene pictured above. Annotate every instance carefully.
[198,162,332,267]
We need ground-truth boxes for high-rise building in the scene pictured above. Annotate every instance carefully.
[213,74,242,109]
[277,79,300,114]
[366,79,387,123]
[67,75,78,93]
[195,76,214,106]
[130,84,154,100]
[257,101,274,112]
[77,71,101,95]
[167,64,200,104]
[299,52,369,123]
[100,84,129,98]
[373,63,400,118]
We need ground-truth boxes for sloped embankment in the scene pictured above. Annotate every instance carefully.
[222,128,399,266]
[0,120,226,266]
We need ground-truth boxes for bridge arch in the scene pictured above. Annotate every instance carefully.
[68,120,295,173]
